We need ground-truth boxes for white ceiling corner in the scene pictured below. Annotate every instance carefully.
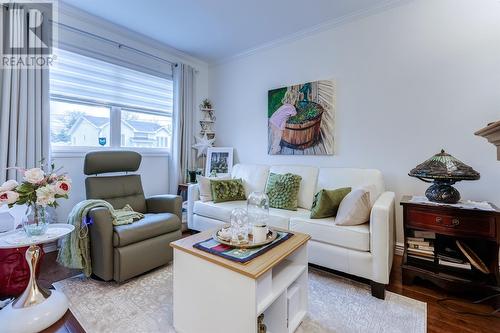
[61,0,410,64]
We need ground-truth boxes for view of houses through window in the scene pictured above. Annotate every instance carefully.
[50,101,172,149]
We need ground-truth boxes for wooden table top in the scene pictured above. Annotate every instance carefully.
[170,229,310,279]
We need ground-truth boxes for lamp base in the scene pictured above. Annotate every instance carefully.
[425,181,460,204]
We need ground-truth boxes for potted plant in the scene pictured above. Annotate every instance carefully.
[199,98,212,110]
[0,162,71,236]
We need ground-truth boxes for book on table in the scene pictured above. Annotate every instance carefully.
[438,259,472,270]
[406,230,436,262]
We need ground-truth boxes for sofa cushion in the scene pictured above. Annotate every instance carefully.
[193,200,310,230]
[290,217,370,251]
[266,173,302,211]
[269,165,319,210]
[316,168,384,206]
[197,175,229,202]
[335,187,371,226]
[310,187,351,219]
[210,178,246,203]
[113,213,181,247]
[231,164,270,197]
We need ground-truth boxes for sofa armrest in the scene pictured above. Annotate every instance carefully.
[88,207,114,281]
[369,191,395,285]
[146,195,182,220]
[187,184,199,230]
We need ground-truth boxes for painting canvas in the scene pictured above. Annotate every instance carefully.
[268,80,335,155]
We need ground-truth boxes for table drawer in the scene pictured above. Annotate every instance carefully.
[406,209,496,239]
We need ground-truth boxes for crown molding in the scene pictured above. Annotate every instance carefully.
[211,0,414,67]
[57,2,208,69]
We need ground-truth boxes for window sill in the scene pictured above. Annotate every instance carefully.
[51,146,170,158]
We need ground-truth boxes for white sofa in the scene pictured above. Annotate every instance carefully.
[187,164,395,298]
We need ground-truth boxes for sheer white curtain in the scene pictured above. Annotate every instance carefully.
[0,6,50,182]
[169,63,196,194]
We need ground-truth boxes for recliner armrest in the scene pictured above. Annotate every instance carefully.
[369,191,395,285]
[146,194,182,219]
[88,207,114,281]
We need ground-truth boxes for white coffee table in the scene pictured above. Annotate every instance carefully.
[0,223,74,333]
[171,229,310,333]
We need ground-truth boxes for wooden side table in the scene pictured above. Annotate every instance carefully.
[400,196,500,294]
[177,183,194,201]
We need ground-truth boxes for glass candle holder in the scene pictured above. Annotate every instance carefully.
[230,208,248,245]
[247,191,269,227]
[247,192,270,243]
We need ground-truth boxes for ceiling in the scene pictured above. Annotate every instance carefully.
[62,0,396,63]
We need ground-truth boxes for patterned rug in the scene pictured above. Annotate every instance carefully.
[54,266,426,333]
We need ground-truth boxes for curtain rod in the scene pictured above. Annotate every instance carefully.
[54,21,179,68]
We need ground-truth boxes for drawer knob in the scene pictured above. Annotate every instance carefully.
[451,218,460,227]
[435,217,443,224]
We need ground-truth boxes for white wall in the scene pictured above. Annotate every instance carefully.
[209,0,500,243]
[52,4,209,223]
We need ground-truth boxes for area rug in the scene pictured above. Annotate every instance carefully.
[54,266,426,333]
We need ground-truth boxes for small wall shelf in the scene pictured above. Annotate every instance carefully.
[475,121,500,160]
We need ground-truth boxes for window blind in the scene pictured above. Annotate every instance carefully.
[50,49,173,113]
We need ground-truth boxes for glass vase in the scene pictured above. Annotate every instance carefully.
[230,208,249,245]
[23,205,49,236]
[247,191,269,228]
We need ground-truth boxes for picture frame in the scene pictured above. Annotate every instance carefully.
[205,147,233,177]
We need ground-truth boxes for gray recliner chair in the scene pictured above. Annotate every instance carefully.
[84,150,182,283]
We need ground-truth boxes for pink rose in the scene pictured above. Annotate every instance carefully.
[0,180,18,192]
[0,191,20,205]
[54,180,71,195]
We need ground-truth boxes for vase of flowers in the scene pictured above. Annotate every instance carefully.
[0,162,71,236]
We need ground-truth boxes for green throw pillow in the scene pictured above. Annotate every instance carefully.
[265,173,302,211]
[210,178,246,203]
[310,187,351,219]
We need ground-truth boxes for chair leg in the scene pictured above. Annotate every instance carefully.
[370,281,386,299]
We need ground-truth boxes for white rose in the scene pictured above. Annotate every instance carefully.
[53,180,71,195]
[0,191,20,205]
[0,180,18,192]
[24,168,45,184]
[35,185,55,207]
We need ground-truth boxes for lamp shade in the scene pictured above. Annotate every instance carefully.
[408,149,480,181]
[408,150,479,204]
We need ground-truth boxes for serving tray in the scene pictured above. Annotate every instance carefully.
[213,227,278,249]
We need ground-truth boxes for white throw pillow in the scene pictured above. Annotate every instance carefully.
[335,187,371,226]
[197,175,230,202]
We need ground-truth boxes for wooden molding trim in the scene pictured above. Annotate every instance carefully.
[475,120,500,160]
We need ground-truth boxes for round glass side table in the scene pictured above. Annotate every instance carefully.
[0,223,74,333]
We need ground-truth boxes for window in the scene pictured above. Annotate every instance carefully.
[50,49,173,151]
[121,110,172,149]
[51,100,111,147]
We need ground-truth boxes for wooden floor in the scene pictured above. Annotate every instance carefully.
[29,253,499,332]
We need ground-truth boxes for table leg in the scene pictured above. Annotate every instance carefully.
[0,244,69,333]
[13,244,50,308]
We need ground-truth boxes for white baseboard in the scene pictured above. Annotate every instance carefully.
[395,242,404,256]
